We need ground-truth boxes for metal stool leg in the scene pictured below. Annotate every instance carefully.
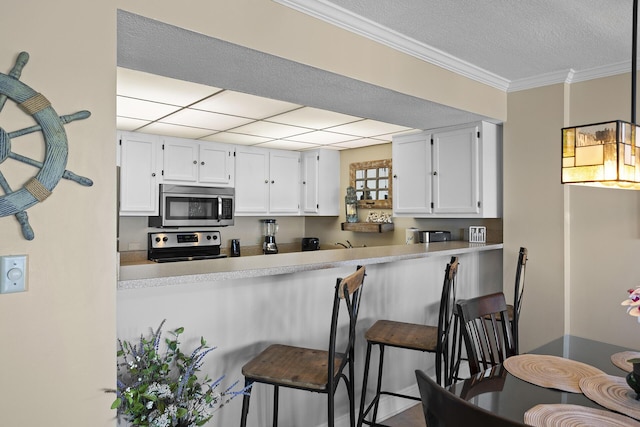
[240,379,252,427]
[357,342,374,427]
[272,385,279,427]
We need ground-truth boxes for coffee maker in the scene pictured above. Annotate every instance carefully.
[261,219,279,254]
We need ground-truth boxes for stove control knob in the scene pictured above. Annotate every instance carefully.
[212,234,218,240]
[206,235,212,240]
[162,237,168,242]
[155,237,161,243]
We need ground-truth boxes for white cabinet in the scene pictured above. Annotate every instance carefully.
[301,149,340,216]
[119,132,162,216]
[162,137,234,187]
[235,146,301,215]
[392,121,501,218]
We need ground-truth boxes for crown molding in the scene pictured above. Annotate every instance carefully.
[273,0,511,91]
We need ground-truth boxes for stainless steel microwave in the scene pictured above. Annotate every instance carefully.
[149,184,234,227]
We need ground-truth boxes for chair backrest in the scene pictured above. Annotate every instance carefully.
[435,256,459,387]
[456,292,516,376]
[415,369,527,427]
[328,265,366,390]
[512,247,528,351]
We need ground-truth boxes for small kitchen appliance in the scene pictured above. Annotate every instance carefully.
[301,237,320,251]
[419,230,452,243]
[261,219,279,254]
[147,231,226,262]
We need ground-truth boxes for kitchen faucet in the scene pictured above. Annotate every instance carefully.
[335,240,354,249]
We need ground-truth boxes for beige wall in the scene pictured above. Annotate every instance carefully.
[504,85,566,350]
[0,1,116,426]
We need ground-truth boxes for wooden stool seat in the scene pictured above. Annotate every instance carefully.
[364,320,438,352]
[241,344,345,391]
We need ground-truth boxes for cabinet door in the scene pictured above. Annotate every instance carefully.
[235,146,269,214]
[199,142,235,186]
[301,151,320,214]
[392,132,432,215]
[432,126,479,214]
[119,132,160,216]
[162,137,198,183]
[269,150,300,214]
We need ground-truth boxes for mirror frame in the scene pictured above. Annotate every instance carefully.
[349,159,392,209]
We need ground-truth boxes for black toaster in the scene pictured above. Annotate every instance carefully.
[301,237,320,251]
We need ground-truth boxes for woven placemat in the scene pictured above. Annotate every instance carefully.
[525,403,640,426]
[503,354,605,393]
[580,374,640,421]
[612,352,640,373]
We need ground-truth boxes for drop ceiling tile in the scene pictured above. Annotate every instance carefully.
[327,119,412,137]
[116,116,151,131]
[231,121,312,139]
[333,138,392,149]
[136,122,215,139]
[117,67,219,106]
[267,107,360,129]
[200,132,273,145]
[117,96,182,121]
[284,130,359,144]
[160,109,254,131]
[256,140,320,150]
[191,90,301,119]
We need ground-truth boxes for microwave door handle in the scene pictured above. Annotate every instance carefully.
[218,197,222,221]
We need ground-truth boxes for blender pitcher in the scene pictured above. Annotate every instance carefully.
[261,219,279,254]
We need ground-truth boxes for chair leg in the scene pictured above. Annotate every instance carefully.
[328,385,335,427]
[371,345,385,425]
[348,356,355,427]
[272,385,279,427]
[240,379,252,427]
[357,342,374,427]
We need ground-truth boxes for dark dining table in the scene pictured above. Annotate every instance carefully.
[448,335,636,423]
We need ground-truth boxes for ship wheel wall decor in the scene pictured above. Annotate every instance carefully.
[0,51,92,240]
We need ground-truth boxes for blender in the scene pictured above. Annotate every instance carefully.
[261,219,279,254]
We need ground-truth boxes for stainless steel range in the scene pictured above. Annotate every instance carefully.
[148,231,227,263]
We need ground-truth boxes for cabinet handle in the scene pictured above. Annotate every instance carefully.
[264,180,269,184]
[303,181,306,184]
[151,173,156,177]
[393,174,397,178]
[433,171,438,176]
[193,160,197,164]
[271,180,275,184]
[201,161,205,165]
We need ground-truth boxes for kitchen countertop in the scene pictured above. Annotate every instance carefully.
[118,241,503,290]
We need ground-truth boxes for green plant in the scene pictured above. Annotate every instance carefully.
[108,320,248,427]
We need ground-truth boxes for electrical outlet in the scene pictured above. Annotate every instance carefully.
[0,255,27,294]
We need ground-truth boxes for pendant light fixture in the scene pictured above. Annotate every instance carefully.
[561,0,640,189]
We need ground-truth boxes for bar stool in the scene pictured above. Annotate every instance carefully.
[239,265,366,427]
[357,257,459,427]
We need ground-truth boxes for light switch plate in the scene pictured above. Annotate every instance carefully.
[0,255,27,294]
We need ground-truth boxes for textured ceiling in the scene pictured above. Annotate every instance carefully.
[324,0,632,82]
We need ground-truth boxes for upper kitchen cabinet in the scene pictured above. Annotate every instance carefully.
[235,146,301,215]
[301,149,340,216]
[392,121,501,218]
[162,137,234,187]
[119,131,162,216]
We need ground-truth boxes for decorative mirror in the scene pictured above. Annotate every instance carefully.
[349,159,392,209]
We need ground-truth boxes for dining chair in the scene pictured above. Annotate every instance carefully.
[357,257,460,427]
[509,247,528,353]
[415,369,527,427]
[456,292,516,376]
[239,265,366,427]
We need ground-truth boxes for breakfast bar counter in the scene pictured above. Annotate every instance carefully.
[118,241,503,289]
